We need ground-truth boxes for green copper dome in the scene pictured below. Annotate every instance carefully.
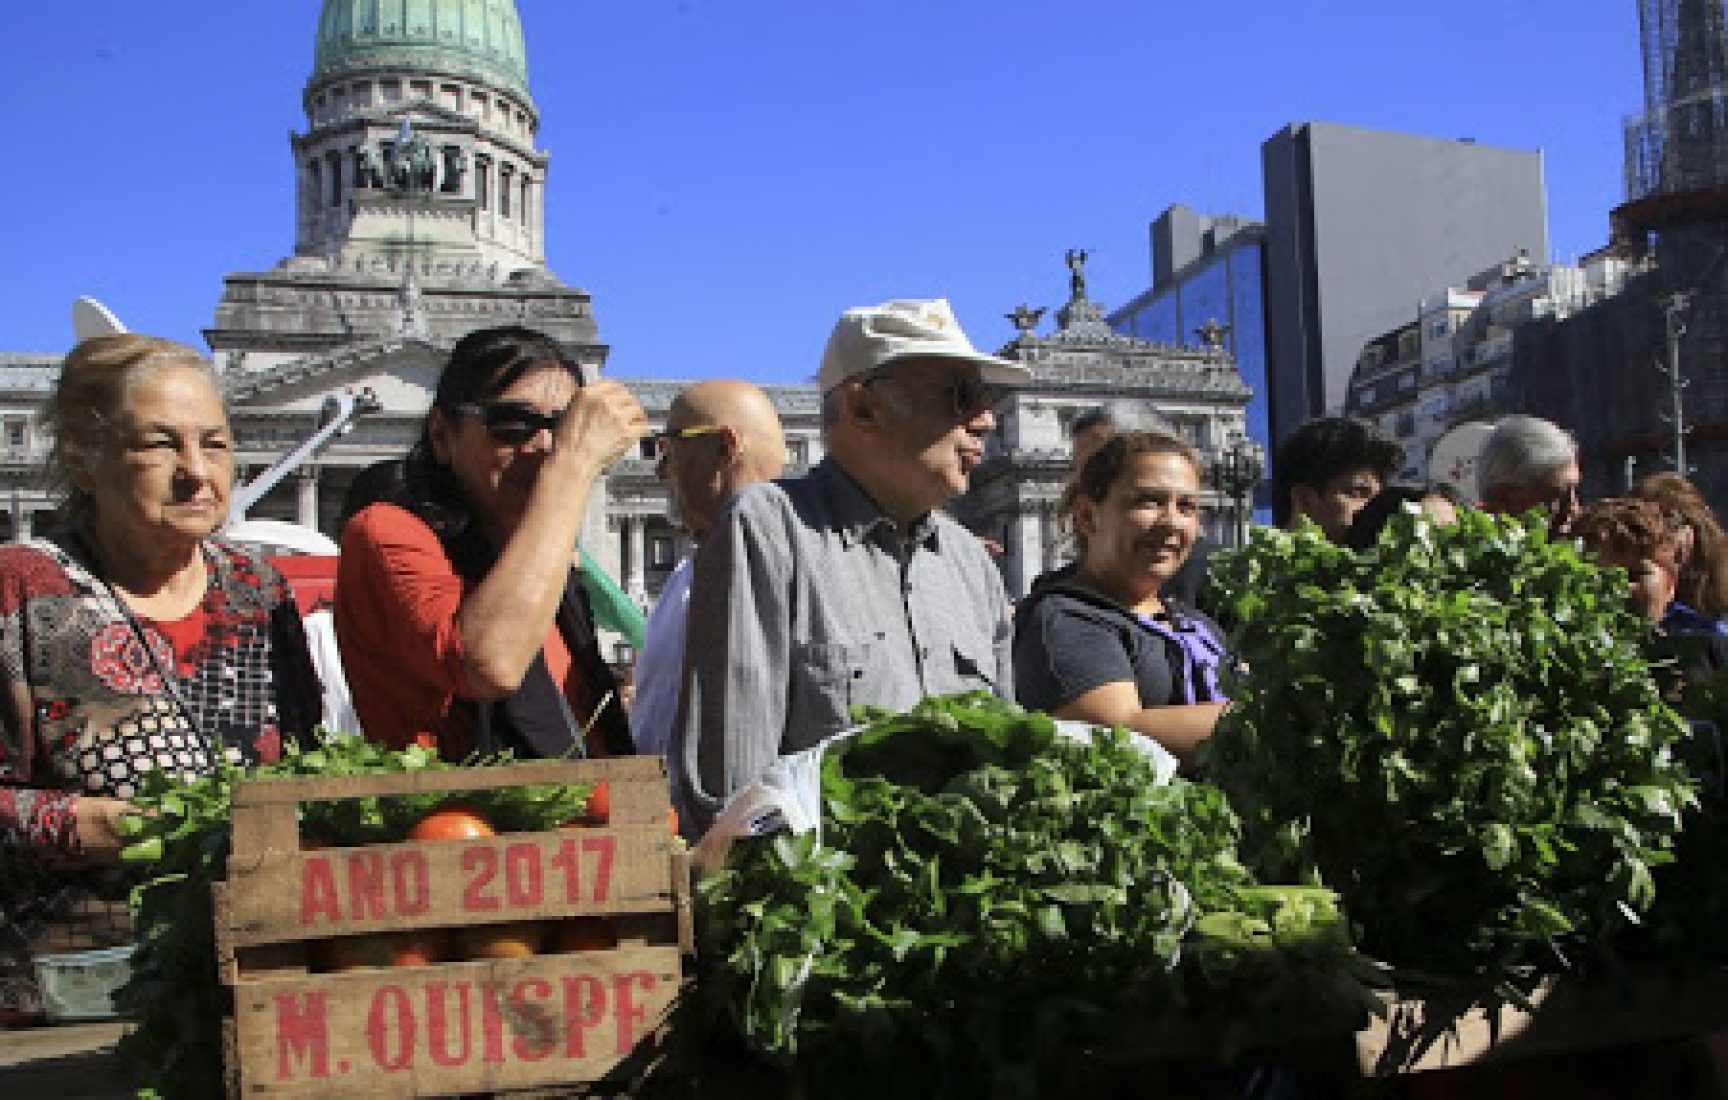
[312,0,531,101]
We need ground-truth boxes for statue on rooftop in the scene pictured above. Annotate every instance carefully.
[1007,303,1046,336]
[1065,248,1090,301]
[356,142,387,189]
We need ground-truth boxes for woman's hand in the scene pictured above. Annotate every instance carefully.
[553,380,649,476]
[73,795,137,863]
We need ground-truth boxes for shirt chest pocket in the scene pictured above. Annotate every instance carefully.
[785,641,874,754]
[948,639,998,694]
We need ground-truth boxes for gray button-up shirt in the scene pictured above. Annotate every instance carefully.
[673,457,1013,833]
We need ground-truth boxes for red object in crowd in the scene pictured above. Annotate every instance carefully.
[268,555,339,616]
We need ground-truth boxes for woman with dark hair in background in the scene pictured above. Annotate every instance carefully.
[334,326,646,761]
[0,335,320,1018]
[1013,430,1229,766]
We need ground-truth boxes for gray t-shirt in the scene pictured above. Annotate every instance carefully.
[1013,585,1226,714]
[673,458,1013,834]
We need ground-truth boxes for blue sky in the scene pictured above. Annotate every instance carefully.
[2,1,1639,384]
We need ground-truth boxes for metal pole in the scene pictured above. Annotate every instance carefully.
[1664,292,1690,474]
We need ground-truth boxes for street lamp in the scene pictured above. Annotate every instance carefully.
[1211,434,1264,548]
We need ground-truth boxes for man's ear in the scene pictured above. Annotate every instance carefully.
[841,380,879,428]
[1072,496,1098,539]
[1288,484,1316,521]
[719,425,745,466]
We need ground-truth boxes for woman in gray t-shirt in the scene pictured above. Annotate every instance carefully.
[1013,431,1228,767]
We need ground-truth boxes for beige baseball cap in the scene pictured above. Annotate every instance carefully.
[817,298,1031,393]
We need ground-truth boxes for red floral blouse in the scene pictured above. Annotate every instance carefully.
[0,535,322,856]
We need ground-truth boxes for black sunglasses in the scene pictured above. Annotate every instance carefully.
[862,371,999,418]
[450,401,564,445]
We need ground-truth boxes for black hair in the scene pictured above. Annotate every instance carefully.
[1344,482,1460,551]
[1272,417,1404,526]
[1071,406,1114,437]
[339,458,409,532]
[400,326,584,537]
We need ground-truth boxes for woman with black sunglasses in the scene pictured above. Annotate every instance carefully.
[334,326,647,762]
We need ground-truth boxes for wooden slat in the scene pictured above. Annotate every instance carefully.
[230,948,683,1098]
[224,827,676,950]
[228,758,668,809]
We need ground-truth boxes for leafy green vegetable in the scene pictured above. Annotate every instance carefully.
[113,731,593,1100]
[1205,509,1696,1000]
[1626,664,1728,968]
[698,693,1374,1096]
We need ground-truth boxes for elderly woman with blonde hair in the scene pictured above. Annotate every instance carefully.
[0,335,319,1016]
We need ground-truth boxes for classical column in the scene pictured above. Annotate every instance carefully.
[296,468,320,529]
[11,489,30,542]
[1040,501,1061,572]
[1007,503,1043,598]
[624,516,647,599]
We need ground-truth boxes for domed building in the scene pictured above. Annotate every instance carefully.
[196,0,825,619]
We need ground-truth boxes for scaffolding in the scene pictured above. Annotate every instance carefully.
[1625,0,1728,202]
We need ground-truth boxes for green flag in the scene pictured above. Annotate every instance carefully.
[577,546,646,650]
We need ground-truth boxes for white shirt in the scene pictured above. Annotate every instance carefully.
[630,555,694,760]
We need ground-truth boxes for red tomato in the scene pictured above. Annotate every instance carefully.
[314,932,397,972]
[408,806,496,842]
[456,920,546,960]
[550,917,617,953]
[583,781,610,825]
[390,928,452,967]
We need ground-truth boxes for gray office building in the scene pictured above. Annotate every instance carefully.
[1261,122,1550,444]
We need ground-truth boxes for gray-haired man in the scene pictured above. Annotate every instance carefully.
[674,299,1027,835]
[1479,414,1582,536]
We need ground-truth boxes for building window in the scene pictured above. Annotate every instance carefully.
[788,438,808,465]
[326,150,342,206]
[1430,318,1450,338]
[649,535,675,570]
[499,165,513,217]
[520,177,530,223]
[309,160,322,206]
[476,157,490,210]
[5,420,24,448]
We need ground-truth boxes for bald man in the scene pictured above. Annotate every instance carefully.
[630,381,787,761]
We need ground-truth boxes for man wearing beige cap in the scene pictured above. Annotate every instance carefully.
[673,298,1027,835]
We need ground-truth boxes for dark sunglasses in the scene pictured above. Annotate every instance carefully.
[862,371,999,418]
[450,401,564,445]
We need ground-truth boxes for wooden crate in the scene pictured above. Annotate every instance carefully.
[213,757,690,1099]
[1355,971,1728,1076]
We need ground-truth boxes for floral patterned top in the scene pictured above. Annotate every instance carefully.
[0,534,322,857]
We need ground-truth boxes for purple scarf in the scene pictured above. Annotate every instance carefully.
[1132,610,1229,705]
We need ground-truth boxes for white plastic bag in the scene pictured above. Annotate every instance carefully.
[692,719,1179,877]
